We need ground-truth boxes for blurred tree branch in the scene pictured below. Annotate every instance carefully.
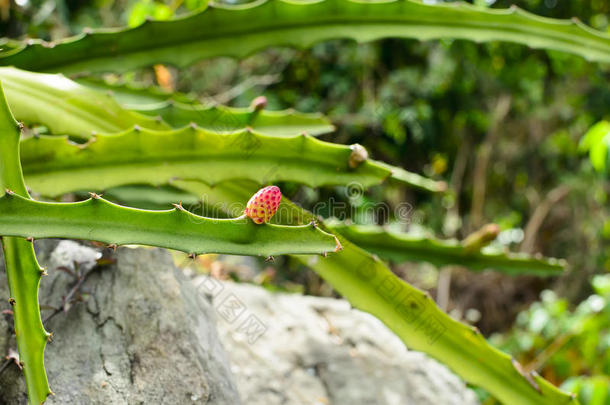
[521,185,571,254]
[470,95,512,231]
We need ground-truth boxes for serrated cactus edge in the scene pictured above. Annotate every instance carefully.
[0,0,608,73]
[0,84,52,404]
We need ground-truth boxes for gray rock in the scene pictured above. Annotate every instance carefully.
[0,242,240,405]
[195,277,479,405]
[48,240,101,274]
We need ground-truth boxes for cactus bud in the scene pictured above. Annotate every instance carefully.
[462,223,500,253]
[349,144,369,169]
[250,96,267,111]
[245,186,281,224]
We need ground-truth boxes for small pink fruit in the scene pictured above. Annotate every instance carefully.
[245,186,281,224]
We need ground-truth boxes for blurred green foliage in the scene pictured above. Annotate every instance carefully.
[580,121,610,175]
[487,275,610,404]
[127,0,172,27]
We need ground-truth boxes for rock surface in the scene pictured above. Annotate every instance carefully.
[0,241,240,404]
[196,276,480,405]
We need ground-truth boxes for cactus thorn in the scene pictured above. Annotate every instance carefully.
[511,358,541,393]
[321,252,328,258]
[91,130,97,137]
[82,27,93,34]
[155,115,162,122]
[88,192,102,199]
[265,256,275,262]
[188,253,197,259]
[18,361,24,368]
[47,332,54,342]
[309,220,318,229]
[26,236,34,243]
[133,124,141,132]
[172,202,185,211]
[8,298,15,306]
[189,122,197,130]
[245,126,253,133]
[17,122,24,131]
[107,243,117,251]
[5,188,14,195]
[334,236,343,252]
[48,389,56,396]
[41,269,48,276]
